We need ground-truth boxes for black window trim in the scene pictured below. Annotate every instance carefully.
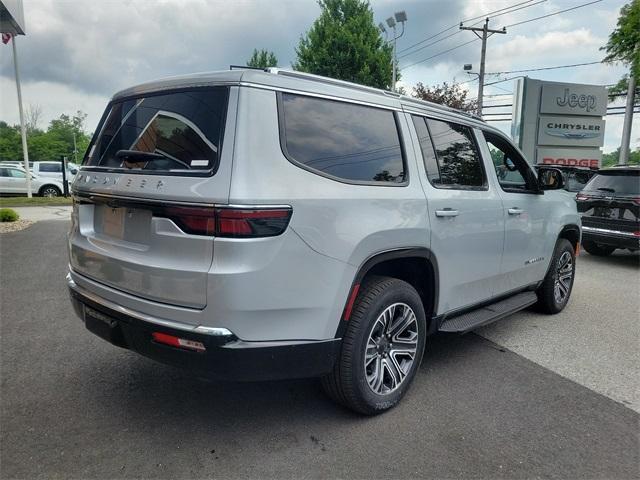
[481,129,541,195]
[80,85,230,178]
[276,91,409,187]
[411,114,489,192]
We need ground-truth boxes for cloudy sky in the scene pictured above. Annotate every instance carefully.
[0,0,637,152]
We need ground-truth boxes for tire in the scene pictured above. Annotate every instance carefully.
[321,276,427,415]
[582,240,616,256]
[535,239,576,314]
[39,185,61,197]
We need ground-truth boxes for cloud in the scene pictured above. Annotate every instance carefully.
[0,0,636,154]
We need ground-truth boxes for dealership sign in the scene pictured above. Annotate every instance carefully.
[537,116,605,147]
[537,147,601,169]
[511,78,607,168]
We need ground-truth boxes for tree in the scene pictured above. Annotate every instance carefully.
[25,104,43,134]
[601,0,640,98]
[294,0,394,89]
[412,82,478,112]
[0,111,92,162]
[246,49,278,68]
[601,147,640,167]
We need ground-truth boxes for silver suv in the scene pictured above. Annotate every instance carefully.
[67,69,580,414]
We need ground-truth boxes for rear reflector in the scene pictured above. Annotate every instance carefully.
[152,332,206,352]
[157,206,292,237]
[343,284,361,321]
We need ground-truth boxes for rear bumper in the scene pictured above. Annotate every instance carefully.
[67,274,340,381]
[582,226,640,250]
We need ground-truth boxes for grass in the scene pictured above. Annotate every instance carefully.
[0,196,73,207]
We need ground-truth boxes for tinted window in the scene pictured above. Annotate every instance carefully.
[584,172,640,195]
[39,163,61,173]
[483,131,535,192]
[426,119,485,188]
[411,115,440,184]
[0,168,8,177]
[280,94,405,183]
[84,87,228,174]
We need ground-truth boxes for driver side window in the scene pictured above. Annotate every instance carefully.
[483,131,535,192]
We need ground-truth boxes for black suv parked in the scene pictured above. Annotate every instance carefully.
[576,166,640,256]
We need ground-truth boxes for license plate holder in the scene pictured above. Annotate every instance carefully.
[102,207,125,239]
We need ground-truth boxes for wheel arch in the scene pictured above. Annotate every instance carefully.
[335,248,439,338]
[558,224,581,251]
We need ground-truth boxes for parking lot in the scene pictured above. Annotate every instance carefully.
[1,219,638,479]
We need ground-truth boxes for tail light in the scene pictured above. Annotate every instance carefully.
[575,193,591,201]
[632,197,640,206]
[157,205,292,238]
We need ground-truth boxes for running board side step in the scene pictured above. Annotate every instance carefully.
[438,291,538,333]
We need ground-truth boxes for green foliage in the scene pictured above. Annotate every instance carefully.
[0,208,19,222]
[601,147,640,167]
[412,82,478,112]
[0,111,91,162]
[294,0,394,89]
[601,1,640,94]
[246,49,278,68]
[0,197,72,207]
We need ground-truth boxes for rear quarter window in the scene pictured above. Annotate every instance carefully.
[83,87,229,176]
[584,172,640,195]
[279,93,406,184]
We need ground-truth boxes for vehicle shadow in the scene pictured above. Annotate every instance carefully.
[579,249,640,269]
[77,332,475,426]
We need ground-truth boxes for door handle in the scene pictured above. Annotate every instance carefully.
[435,208,459,217]
[508,207,524,215]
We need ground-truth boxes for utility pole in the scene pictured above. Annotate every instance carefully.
[618,73,636,165]
[460,18,506,117]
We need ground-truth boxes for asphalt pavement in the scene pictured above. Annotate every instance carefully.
[1,221,638,479]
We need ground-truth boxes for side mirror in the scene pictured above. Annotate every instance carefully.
[537,167,564,190]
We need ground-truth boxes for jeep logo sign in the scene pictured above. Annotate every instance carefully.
[540,83,607,117]
[556,88,597,112]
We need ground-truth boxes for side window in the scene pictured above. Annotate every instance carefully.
[9,169,26,178]
[425,119,486,188]
[280,93,406,184]
[411,115,440,184]
[483,131,536,192]
[0,168,8,177]
[39,163,61,173]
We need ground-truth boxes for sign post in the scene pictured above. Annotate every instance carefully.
[60,156,69,197]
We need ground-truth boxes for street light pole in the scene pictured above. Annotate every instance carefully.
[382,11,407,93]
[391,24,397,91]
[10,35,32,197]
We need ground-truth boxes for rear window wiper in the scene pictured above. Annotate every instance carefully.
[596,187,615,193]
[115,150,167,162]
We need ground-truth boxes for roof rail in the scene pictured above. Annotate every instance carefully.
[229,65,268,71]
[266,68,485,122]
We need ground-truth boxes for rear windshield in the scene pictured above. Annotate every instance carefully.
[83,87,228,175]
[583,171,640,195]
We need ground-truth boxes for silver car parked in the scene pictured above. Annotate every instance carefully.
[67,69,580,414]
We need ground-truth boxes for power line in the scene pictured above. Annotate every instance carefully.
[485,60,602,75]
[503,0,604,28]
[398,0,545,58]
[402,38,479,70]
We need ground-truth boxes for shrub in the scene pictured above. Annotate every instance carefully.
[0,208,20,222]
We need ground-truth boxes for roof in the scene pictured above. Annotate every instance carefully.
[112,68,487,128]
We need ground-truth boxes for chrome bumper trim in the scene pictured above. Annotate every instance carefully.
[582,226,639,238]
[66,272,234,337]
